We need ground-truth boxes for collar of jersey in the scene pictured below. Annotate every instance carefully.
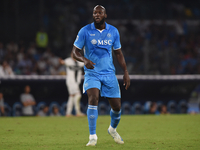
[91,22,109,30]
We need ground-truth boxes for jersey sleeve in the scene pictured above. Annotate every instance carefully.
[64,58,69,66]
[73,27,85,50]
[113,28,121,50]
[79,62,84,67]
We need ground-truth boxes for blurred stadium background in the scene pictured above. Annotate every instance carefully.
[0,0,200,116]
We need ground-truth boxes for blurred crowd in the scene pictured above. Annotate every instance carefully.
[116,20,200,74]
[1,86,199,116]
[0,85,63,117]
[0,41,66,75]
[1,20,200,75]
[1,0,200,75]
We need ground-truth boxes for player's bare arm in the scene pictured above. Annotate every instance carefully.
[0,106,4,114]
[114,49,130,90]
[72,46,95,69]
[22,101,31,106]
[30,101,36,106]
[59,58,65,65]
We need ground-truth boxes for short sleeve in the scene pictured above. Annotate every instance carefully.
[78,62,84,67]
[73,27,85,50]
[64,58,69,66]
[113,28,121,50]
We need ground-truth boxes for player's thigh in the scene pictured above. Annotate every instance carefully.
[101,74,121,98]
[83,74,101,93]
[83,74,101,105]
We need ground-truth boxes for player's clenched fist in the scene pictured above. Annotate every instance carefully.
[83,58,95,69]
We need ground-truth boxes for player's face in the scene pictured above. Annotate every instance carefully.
[93,7,106,25]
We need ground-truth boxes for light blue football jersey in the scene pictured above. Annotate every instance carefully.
[73,22,121,75]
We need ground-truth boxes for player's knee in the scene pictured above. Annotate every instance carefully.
[88,95,99,105]
[112,103,121,112]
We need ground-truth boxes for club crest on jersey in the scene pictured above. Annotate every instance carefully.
[107,33,111,38]
[91,39,97,45]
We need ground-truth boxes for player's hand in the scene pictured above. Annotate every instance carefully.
[123,70,130,90]
[59,58,64,65]
[83,58,95,69]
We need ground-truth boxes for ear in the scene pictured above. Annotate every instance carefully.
[105,14,107,18]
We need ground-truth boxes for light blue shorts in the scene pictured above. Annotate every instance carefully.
[83,73,121,98]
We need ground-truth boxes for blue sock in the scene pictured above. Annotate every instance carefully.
[110,109,121,128]
[87,105,98,135]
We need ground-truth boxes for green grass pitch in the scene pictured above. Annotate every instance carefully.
[0,115,200,150]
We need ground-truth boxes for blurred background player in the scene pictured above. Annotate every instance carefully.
[59,52,85,117]
[20,85,36,116]
[0,92,5,116]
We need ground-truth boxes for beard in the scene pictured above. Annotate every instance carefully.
[93,17,105,26]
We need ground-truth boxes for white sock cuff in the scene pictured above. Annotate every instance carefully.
[88,105,98,110]
[111,109,121,114]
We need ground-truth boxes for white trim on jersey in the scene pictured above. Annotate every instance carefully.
[113,47,121,50]
[73,44,82,50]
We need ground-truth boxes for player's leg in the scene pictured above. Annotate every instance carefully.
[108,98,121,128]
[66,82,75,117]
[66,94,74,117]
[86,88,99,146]
[73,92,85,116]
[100,74,124,144]
[107,98,124,144]
[74,92,81,114]
[83,73,101,146]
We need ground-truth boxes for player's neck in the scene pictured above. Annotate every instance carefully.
[94,22,105,30]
